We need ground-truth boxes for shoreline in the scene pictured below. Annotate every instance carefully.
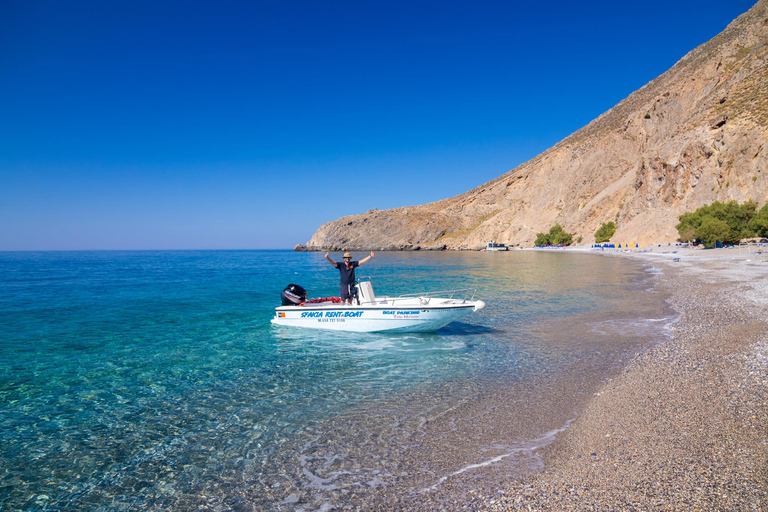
[479,246,768,510]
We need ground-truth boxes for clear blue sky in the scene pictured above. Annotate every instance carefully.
[0,0,758,250]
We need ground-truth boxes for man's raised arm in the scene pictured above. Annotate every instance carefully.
[359,251,374,265]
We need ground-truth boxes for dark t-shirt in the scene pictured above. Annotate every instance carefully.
[337,260,359,286]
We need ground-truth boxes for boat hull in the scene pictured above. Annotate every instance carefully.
[271,302,483,333]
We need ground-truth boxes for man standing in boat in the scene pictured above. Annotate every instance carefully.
[325,251,374,304]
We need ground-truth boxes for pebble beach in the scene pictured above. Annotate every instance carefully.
[477,246,768,511]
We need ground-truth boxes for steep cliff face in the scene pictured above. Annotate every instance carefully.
[306,1,768,251]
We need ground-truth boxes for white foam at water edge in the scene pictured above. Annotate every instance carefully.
[418,415,577,493]
[298,454,340,491]
[643,264,663,275]
[587,314,680,341]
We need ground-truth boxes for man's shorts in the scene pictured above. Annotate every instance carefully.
[340,284,353,301]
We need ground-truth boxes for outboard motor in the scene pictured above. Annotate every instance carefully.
[281,284,307,306]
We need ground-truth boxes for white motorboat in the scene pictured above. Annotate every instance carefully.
[271,279,485,333]
[482,241,509,251]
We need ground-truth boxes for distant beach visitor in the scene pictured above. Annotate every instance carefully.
[325,251,374,304]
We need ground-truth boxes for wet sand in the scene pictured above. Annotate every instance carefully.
[478,247,768,510]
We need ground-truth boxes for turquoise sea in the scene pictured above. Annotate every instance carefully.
[0,250,674,510]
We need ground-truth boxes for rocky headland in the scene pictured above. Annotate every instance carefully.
[304,1,768,251]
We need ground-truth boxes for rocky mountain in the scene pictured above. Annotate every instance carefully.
[303,1,768,251]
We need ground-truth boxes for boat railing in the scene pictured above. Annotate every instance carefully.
[397,287,478,303]
[355,277,478,305]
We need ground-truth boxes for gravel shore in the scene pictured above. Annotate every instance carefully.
[479,247,768,511]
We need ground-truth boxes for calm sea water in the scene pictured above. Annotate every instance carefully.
[0,250,674,510]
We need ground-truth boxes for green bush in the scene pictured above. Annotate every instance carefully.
[594,221,617,243]
[535,224,574,246]
[676,200,764,247]
[696,217,731,247]
[750,203,768,237]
